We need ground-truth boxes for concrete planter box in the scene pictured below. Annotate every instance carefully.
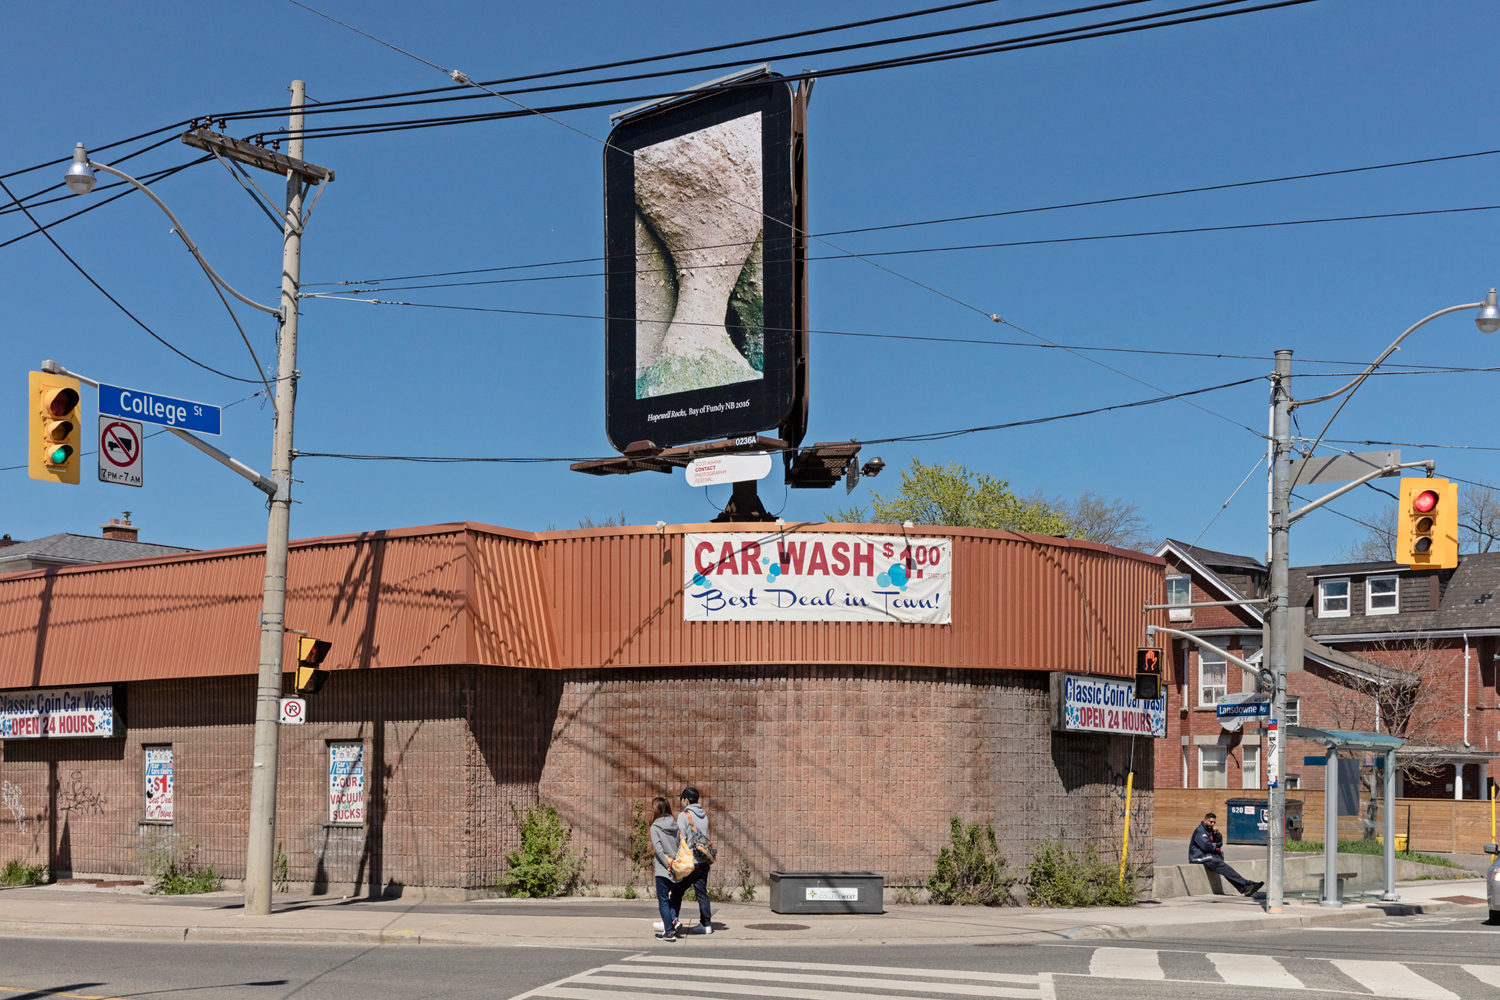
[769,872,884,914]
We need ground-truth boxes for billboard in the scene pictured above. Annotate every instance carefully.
[1050,672,1166,738]
[683,532,952,624]
[0,686,119,739]
[604,74,798,450]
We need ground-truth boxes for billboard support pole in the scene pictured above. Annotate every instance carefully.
[713,479,775,523]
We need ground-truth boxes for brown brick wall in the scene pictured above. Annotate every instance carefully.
[0,665,1152,890]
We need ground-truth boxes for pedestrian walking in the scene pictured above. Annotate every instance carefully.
[677,786,714,934]
[649,796,684,941]
[1189,811,1263,897]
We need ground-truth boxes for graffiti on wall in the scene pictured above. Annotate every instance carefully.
[57,771,108,816]
[1,780,23,832]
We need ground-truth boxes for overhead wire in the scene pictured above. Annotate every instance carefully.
[295,373,1265,463]
[0,156,212,251]
[0,175,276,384]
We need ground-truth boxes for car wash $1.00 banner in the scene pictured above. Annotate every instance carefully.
[684,533,952,624]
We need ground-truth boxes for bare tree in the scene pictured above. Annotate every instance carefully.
[579,511,628,528]
[1304,638,1463,835]
[1460,478,1500,553]
[1339,503,1396,563]
[1026,489,1157,552]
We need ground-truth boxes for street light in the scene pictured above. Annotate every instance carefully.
[1262,288,1496,914]
[61,85,328,918]
[64,143,95,195]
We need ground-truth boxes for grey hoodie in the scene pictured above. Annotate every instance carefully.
[650,814,680,880]
[678,802,708,847]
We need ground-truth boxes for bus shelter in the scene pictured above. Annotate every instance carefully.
[1287,725,1406,905]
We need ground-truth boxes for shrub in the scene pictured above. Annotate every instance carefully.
[145,836,222,895]
[0,859,48,887]
[274,841,290,894]
[1286,838,1465,870]
[926,817,1016,905]
[737,856,757,902]
[1026,839,1135,908]
[496,802,586,898]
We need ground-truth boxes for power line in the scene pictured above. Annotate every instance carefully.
[0,175,273,383]
[319,203,1500,297]
[0,156,211,252]
[1311,437,1500,453]
[295,374,1264,464]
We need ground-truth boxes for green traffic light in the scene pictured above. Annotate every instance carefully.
[48,445,73,465]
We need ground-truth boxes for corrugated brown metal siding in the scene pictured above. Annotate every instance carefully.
[0,526,469,688]
[534,523,1165,674]
[465,527,555,668]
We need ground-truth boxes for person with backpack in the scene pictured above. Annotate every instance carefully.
[677,786,715,934]
[649,797,684,941]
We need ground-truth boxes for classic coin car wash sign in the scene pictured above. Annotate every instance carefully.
[0,686,119,738]
[1051,672,1166,737]
[684,532,952,624]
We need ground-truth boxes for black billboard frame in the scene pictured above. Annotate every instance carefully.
[603,75,798,452]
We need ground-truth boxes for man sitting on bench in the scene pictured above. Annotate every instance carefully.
[1190,811,1264,897]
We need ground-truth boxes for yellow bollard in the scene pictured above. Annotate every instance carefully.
[1119,771,1134,885]
[1491,785,1496,862]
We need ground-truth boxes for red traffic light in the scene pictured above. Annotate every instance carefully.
[1412,489,1439,513]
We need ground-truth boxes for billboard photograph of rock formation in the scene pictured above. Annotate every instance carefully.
[633,111,764,399]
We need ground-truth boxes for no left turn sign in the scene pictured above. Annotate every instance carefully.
[98,416,143,487]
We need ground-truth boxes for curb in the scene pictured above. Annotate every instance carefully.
[0,899,1476,949]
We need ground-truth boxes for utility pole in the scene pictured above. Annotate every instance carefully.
[1265,348,1293,913]
[244,81,308,916]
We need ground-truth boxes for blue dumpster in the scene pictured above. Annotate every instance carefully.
[1225,797,1270,845]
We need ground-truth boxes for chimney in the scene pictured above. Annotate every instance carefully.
[101,513,139,543]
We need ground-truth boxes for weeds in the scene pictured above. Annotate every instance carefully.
[274,841,290,893]
[495,802,586,898]
[0,860,48,886]
[926,817,1016,906]
[1025,839,1135,908]
[736,856,757,902]
[144,835,223,895]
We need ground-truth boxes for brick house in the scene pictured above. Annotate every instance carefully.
[1154,539,1497,801]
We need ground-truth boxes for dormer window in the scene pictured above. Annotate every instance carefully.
[1167,573,1192,621]
[1366,575,1398,615]
[1319,577,1350,618]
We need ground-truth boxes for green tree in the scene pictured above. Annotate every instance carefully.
[828,459,1072,534]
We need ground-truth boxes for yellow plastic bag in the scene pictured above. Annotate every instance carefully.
[670,836,697,880]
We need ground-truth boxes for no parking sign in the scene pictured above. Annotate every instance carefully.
[97,416,143,487]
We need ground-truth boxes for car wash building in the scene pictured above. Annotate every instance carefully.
[0,520,1165,896]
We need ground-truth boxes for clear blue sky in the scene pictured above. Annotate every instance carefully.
[5,1,1496,566]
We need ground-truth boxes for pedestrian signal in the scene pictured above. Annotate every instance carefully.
[295,636,332,695]
[29,371,82,485]
[1135,646,1163,701]
[1397,477,1458,569]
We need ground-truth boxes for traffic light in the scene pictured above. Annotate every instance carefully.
[295,636,332,695]
[1135,646,1163,700]
[28,370,82,485]
[1397,477,1458,569]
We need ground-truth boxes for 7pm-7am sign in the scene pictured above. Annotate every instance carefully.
[99,383,220,436]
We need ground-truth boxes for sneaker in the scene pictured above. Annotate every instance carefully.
[1241,880,1265,897]
[654,930,677,941]
[699,923,713,935]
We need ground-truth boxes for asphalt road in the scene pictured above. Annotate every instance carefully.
[1,906,1497,999]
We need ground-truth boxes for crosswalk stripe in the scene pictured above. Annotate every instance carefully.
[1205,952,1303,990]
[564,975,1045,1000]
[1329,961,1458,1000]
[1462,965,1500,989]
[594,964,1042,998]
[1088,948,1164,980]
[619,955,1043,983]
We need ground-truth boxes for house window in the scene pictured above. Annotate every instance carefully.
[143,745,173,823]
[1167,574,1193,621]
[1319,578,1350,618]
[1366,575,1398,615]
[1243,744,1260,789]
[1241,644,1261,692]
[1285,696,1299,726]
[1199,650,1227,708]
[1200,746,1227,788]
[1285,774,1300,790]
[328,741,366,825]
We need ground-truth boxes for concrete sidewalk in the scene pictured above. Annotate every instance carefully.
[0,876,1487,949]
